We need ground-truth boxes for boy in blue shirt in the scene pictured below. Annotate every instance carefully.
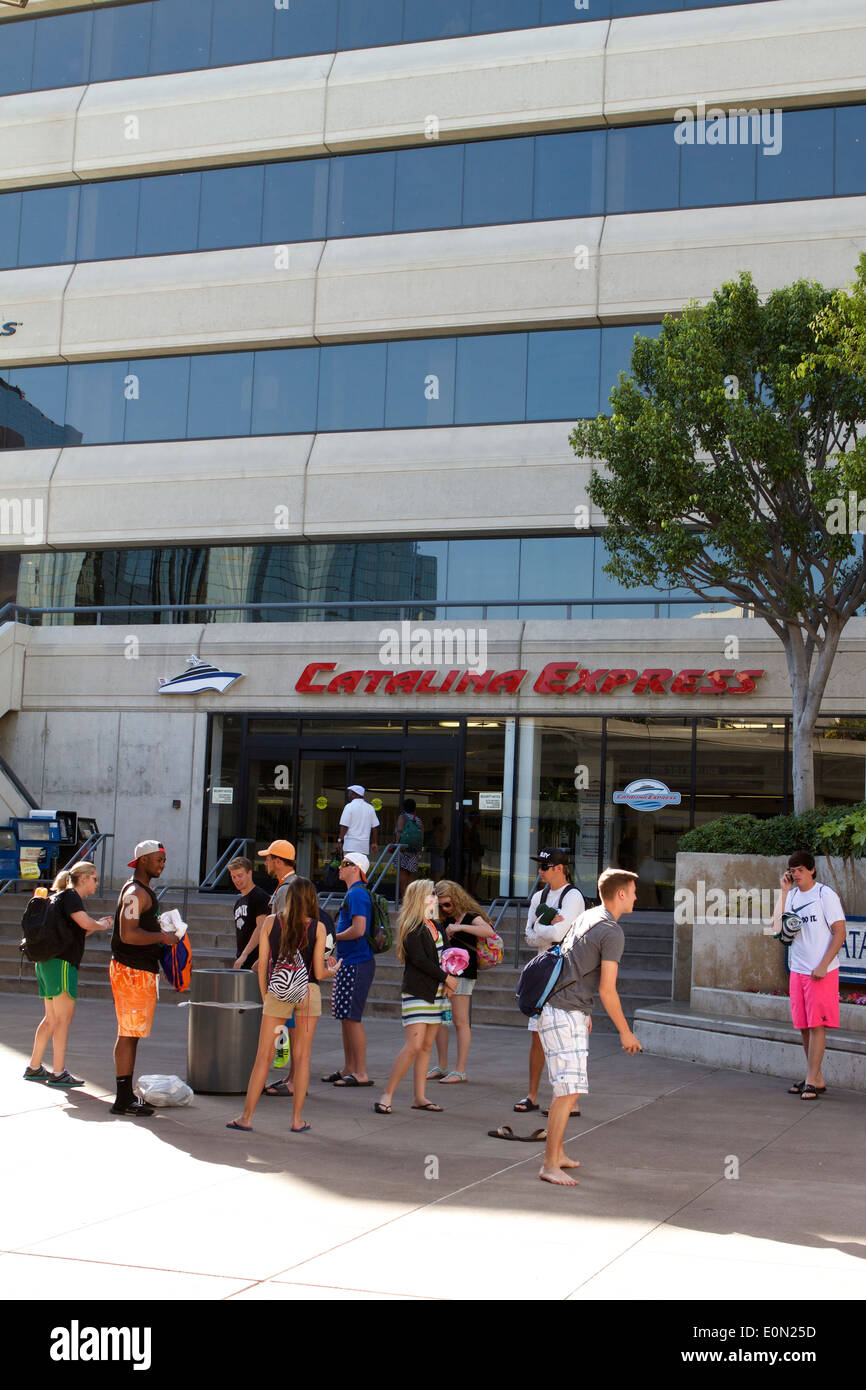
[325,852,376,1087]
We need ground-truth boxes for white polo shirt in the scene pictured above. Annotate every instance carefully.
[339,798,379,853]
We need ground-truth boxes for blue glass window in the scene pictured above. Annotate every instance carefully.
[328,152,396,238]
[318,343,387,430]
[533,130,606,220]
[756,107,833,203]
[463,137,534,226]
[123,356,191,443]
[18,186,78,268]
[210,0,274,68]
[0,18,34,97]
[519,537,588,602]
[271,0,338,59]
[3,367,69,445]
[614,0,680,11]
[679,121,756,208]
[527,329,601,421]
[149,0,212,75]
[137,173,201,258]
[836,106,866,196]
[32,11,92,91]
[455,334,527,424]
[448,538,520,604]
[198,166,264,251]
[394,145,464,233]
[607,123,678,213]
[338,0,403,50]
[402,0,471,42]
[262,160,329,244]
[0,193,21,271]
[541,0,610,19]
[66,362,128,445]
[471,0,540,34]
[251,348,320,435]
[385,339,456,427]
[78,180,140,263]
[188,352,254,438]
[600,325,662,411]
[90,5,153,84]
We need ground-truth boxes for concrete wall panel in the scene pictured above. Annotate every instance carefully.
[0,266,70,367]
[0,87,82,192]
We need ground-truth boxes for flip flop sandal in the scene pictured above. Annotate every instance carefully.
[321,1071,343,1083]
[800,1085,823,1100]
[513,1097,539,1113]
[488,1126,548,1142]
[788,1080,808,1094]
[333,1075,374,1087]
[438,1072,467,1083]
[290,1123,311,1133]
[426,1067,447,1080]
[226,1120,252,1131]
[412,1101,443,1111]
[542,1106,580,1118]
[263,1081,292,1097]
[373,1102,392,1114]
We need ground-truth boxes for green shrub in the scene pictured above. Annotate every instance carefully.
[679,802,866,856]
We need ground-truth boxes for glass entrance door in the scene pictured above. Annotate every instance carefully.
[296,755,350,887]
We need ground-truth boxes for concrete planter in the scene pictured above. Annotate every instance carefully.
[673,851,866,1003]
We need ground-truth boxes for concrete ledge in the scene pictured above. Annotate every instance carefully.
[634,1001,866,1092]
[692,985,866,1035]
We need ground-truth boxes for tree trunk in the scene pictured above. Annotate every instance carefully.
[783,621,843,815]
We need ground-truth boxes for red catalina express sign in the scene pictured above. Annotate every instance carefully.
[294,663,765,696]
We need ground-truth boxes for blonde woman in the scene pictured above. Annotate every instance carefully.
[373,879,458,1115]
[24,862,113,1088]
[427,880,495,1084]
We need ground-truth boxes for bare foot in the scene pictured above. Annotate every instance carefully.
[539,1164,579,1186]
[559,1157,580,1169]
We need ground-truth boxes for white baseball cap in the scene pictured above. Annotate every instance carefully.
[347,784,365,796]
[341,852,369,875]
[128,839,165,867]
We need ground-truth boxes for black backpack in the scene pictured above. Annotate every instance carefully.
[20,891,72,963]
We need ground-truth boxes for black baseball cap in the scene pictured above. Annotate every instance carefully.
[531,847,571,869]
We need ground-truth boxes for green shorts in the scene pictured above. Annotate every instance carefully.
[35,959,78,1000]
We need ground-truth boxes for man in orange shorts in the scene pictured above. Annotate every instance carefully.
[109,840,173,1116]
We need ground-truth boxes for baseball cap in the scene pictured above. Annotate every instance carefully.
[259,839,296,862]
[128,839,165,867]
[341,851,369,875]
[347,784,365,796]
[531,847,571,869]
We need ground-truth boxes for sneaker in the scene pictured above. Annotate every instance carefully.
[109,1099,155,1117]
[47,1070,84,1087]
[23,1065,51,1083]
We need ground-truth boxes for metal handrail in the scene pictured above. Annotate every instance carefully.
[488,895,534,968]
[317,843,403,915]
[69,831,114,890]
[0,592,736,628]
[155,883,191,919]
[199,837,255,891]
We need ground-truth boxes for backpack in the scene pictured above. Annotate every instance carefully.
[269,949,310,1005]
[364,887,393,955]
[160,935,192,992]
[20,890,73,964]
[476,925,504,971]
[399,816,422,852]
[515,912,592,1017]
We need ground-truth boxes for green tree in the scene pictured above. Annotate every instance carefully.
[570,271,866,812]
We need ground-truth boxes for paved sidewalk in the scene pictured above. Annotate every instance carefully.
[2,996,864,1302]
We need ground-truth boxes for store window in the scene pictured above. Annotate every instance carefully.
[463,719,514,900]
[813,719,866,806]
[604,718,692,909]
[514,717,602,899]
[694,717,786,825]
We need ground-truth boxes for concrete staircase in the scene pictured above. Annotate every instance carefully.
[2,892,673,1028]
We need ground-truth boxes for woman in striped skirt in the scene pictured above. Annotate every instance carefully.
[373,880,458,1115]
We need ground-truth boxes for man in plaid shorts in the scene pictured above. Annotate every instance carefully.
[537,868,643,1187]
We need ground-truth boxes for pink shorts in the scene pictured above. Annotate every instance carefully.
[790,970,840,1030]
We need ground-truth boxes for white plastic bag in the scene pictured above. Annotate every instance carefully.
[134,1074,193,1107]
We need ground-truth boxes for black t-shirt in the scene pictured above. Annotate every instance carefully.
[445,912,483,981]
[56,888,86,968]
[110,878,162,973]
[234,885,271,968]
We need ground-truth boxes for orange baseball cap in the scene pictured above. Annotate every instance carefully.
[258,840,296,862]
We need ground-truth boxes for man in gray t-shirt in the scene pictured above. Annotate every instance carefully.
[538,868,643,1188]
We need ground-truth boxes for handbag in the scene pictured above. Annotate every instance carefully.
[476,931,504,971]
[268,949,309,1004]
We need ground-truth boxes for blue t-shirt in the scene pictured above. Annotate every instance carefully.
[336,881,373,963]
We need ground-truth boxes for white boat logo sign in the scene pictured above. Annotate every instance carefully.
[158,657,243,695]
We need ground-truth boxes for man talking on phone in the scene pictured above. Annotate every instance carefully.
[773,850,846,1101]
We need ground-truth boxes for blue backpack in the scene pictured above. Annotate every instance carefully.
[515,915,586,1017]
